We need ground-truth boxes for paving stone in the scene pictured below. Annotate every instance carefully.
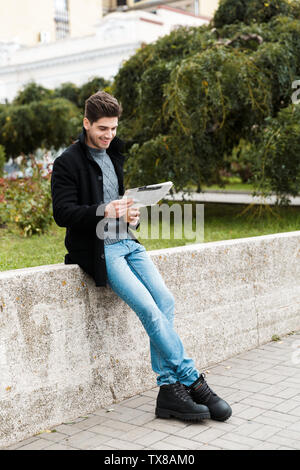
[43,443,79,450]
[127,412,156,426]
[215,432,264,449]
[233,421,265,437]
[77,433,114,450]
[229,379,269,393]
[6,436,37,449]
[267,432,300,450]
[253,414,292,429]
[274,387,300,399]
[100,419,138,432]
[286,420,300,432]
[34,431,69,442]
[122,396,154,408]
[289,405,300,416]
[149,441,185,450]
[275,400,300,413]
[239,397,280,411]
[64,414,107,430]
[102,438,145,450]
[61,430,98,448]
[134,430,169,446]
[251,442,281,450]
[191,427,227,443]
[137,403,156,413]
[53,423,86,436]
[173,423,211,439]
[246,393,284,405]
[235,406,265,420]
[208,438,252,450]
[144,418,189,433]
[88,424,125,438]
[224,390,254,403]
[250,372,284,385]
[262,409,300,424]
[249,424,279,440]
[16,438,54,450]
[159,435,202,450]
[101,406,148,423]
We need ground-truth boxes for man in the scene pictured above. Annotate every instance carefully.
[51,91,232,423]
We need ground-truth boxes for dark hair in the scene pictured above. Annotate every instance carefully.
[84,91,122,124]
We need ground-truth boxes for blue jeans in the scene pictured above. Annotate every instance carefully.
[104,239,200,386]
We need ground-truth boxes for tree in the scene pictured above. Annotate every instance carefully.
[213,0,298,28]
[54,82,81,107]
[242,104,300,204]
[0,98,80,158]
[13,81,53,105]
[77,77,111,110]
[113,0,300,202]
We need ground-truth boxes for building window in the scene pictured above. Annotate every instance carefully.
[54,0,70,40]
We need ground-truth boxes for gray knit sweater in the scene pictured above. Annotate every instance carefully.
[88,145,133,245]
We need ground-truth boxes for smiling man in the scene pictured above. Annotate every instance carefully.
[51,91,232,423]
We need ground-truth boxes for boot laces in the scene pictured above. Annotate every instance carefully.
[172,382,191,402]
[195,373,217,402]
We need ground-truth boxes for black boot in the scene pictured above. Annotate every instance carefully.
[155,382,210,422]
[187,373,232,422]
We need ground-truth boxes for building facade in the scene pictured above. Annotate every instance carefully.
[0,0,103,46]
[0,1,220,102]
[103,0,219,18]
[0,0,219,46]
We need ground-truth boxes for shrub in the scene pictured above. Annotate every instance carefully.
[241,105,300,204]
[77,77,111,110]
[0,176,9,226]
[0,98,80,158]
[0,144,5,177]
[54,82,80,107]
[213,0,297,28]
[13,81,53,105]
[4,155,53,236]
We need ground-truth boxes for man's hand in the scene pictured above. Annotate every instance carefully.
[124,207,140,226]
[104,198,134,218]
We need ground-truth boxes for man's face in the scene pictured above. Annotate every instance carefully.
[83,116,118,150]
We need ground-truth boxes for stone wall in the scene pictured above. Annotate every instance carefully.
[0,231,299,447]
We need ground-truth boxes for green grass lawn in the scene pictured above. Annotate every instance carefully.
[188,177,255,192]
[1,201,300,272]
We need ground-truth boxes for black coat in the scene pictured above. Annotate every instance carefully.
[51,128,140,287]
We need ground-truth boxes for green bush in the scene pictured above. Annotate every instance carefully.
[13,81,53,105]
[3,157,53,236]
[225,138,254,183]
[246,104,300,203]
[213,0,297,28]
[0,98,80,158]
[0,144,5,177]
[54,82,81,107]
[0,176,9,226]
[77,77,111,110]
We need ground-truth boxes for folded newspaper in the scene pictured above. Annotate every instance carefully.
[123,181,173,208]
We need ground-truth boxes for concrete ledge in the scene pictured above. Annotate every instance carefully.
[1,231,300,447]
[165,191,300,205]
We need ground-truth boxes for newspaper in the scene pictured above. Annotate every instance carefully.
[123,181,173,208]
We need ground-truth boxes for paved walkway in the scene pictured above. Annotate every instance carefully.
[7,332,300,450]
